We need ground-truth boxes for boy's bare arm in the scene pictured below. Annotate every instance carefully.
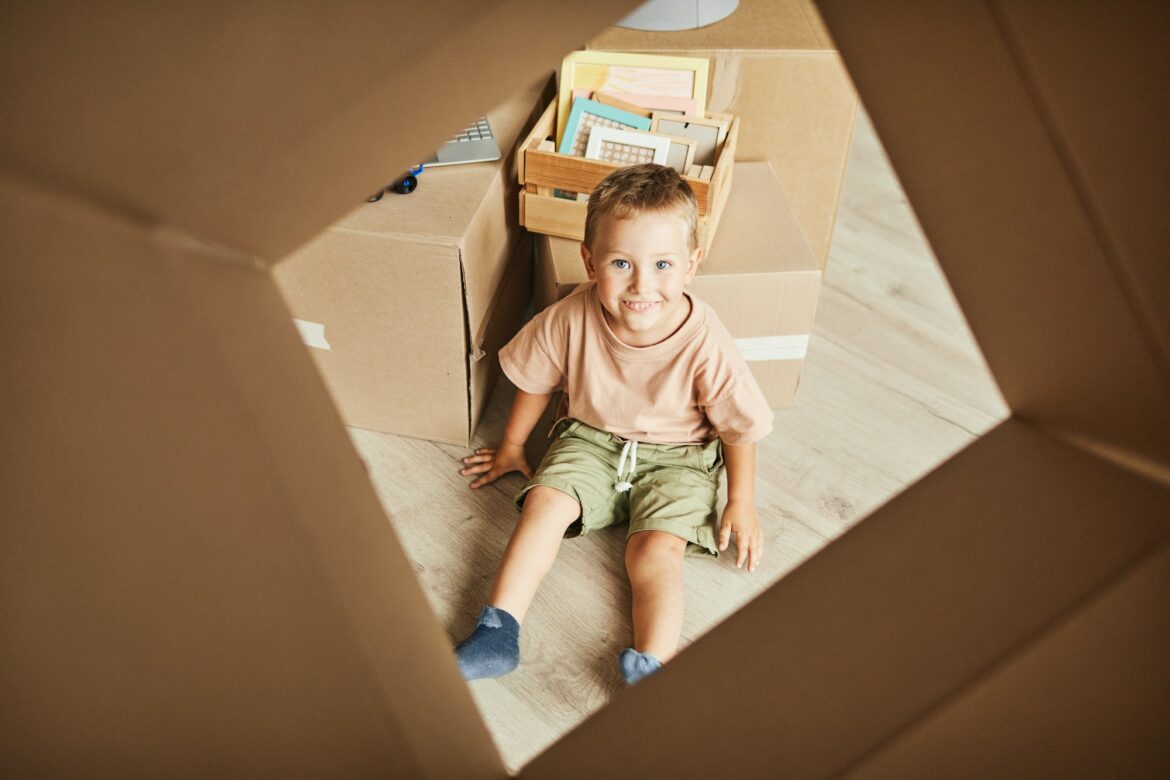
[718,441,763,572]
[460,389,552,489]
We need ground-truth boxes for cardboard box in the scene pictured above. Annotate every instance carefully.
[518,100,737,254]
[273,82,548,445]
[589,0,859,266]
[5,1,1170,776]
[0,3,636,776]
[535,161,821,408]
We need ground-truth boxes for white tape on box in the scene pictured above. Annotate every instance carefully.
[734,334,809,362]
[293,318,332,351]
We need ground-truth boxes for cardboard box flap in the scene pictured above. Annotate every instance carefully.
[0,175,500,777]
[814,0,1170,470]
[589,0,833,52]
[315,75,551,339]
[847,541,1170,777]
[0,1,637,263]
[325,77,551,246]
[522,420,1170,777]
[995,2,1170,403]
[702,162,819,276]
[468,233,535,439]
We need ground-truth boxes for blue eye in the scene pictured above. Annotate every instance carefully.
[656,260,673,270]
[612,259,631,270]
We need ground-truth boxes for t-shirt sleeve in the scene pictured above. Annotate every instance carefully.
[697,314,774,444]
[498,306,568,394]
[704,372,774,444]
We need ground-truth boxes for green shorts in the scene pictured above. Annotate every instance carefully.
[515,419,724,557]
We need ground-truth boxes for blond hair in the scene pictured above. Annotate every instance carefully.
[583,163,699,251]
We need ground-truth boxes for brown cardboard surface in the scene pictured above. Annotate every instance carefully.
[274,230,472,443]
[274,81,548,444]
[0,1,635,263]
[996,3,1170,389]
[588,0,858,264]
[470,233,536,437]
[521,420,1170,778]
[0,175,501,777]
[814,0,1170,469]
[535,162,822,407]
[6,0,1170,773]
[846,540,1170,778]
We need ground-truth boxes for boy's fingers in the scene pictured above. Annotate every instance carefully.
[462,453,493,464]
[736,541,748,569]
[459,462,492,476]
[718,522,731,551]
[469,472,496,489]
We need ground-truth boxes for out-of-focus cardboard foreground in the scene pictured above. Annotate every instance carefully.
[0,2,637,776]
[2,3,1168,779]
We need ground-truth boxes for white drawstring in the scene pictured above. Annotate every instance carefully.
[615,439,638,492]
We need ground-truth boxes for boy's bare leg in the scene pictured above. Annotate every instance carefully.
[625,530,688,662]
[456,485,580,680]
[488,485,581,623]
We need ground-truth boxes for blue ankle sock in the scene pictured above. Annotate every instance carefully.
[619,647,662,685]
[455,605,520,680]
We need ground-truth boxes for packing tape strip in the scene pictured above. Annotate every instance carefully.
[734,334,809,362]
[293,318,332,351]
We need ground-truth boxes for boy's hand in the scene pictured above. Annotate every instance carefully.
[460,442,533,489]
[718,499,763,572]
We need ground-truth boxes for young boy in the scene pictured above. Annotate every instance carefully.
[455,163,772,685]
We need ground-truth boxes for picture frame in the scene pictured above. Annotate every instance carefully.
[583,126,672,167]
[660,135,697,174]
[558,97,652,158]
[558,50,709,146]
[574,89,696,117]
[593,91,653,118]
[650,113,729,167]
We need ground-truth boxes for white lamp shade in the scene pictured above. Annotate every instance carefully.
[616,0,739,31]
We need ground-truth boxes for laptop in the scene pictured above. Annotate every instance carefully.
[423,116,501,167]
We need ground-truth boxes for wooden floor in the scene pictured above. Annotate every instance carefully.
[349,109,1009,774]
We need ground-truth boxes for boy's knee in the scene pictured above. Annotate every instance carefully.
[625,530,686,572]
[521,485,580,526]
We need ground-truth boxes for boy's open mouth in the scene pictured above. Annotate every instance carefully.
[622,300,659,312]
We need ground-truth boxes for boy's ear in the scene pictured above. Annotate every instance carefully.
[684,245,702,282]
[581,243,597,280]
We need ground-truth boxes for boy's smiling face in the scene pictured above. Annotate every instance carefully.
[581,209,702,348]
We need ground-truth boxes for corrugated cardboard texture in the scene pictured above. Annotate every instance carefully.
[1,1,640,774]
[847,543,1170,777]
[521,420,1170,778]
[6,1,1170,774]
[470,234,536,437]
[0,3,627,263]
[814,0,1170,469]
[0,175,501,777]
[274,80,549,443]
[994,2,1170,397]
[589,0,857,264]
[275,230,471,443]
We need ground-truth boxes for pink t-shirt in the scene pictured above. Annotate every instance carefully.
[499,282,773,445]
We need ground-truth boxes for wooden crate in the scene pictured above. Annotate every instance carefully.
[518,100,738,253]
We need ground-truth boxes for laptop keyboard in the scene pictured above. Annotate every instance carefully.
[426,116,500,166]
[453,117,494,142]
